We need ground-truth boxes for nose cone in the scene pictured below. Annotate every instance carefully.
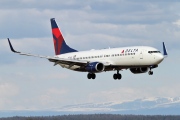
[156,53,164,64]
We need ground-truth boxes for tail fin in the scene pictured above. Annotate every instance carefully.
[50,18,77,55]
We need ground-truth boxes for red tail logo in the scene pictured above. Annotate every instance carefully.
[50,18,77,55]
[121,50,124,53]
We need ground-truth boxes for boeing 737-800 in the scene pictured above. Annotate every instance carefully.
[8,18,168,80]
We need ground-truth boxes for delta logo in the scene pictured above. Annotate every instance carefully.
[121,50,124,53]
[121,49,138,53]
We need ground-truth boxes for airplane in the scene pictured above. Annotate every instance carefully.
[7,18,168,80]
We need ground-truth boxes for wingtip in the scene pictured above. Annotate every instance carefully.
[162,42,168,57]
[7,38,20,53]
[7,38,10,43]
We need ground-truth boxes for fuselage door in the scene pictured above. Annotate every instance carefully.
[140,50,143,59]
[73,55,76,60]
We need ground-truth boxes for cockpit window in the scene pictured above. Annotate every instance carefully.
[148,51,161,53]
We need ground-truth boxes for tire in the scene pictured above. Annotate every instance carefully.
[92,73,96,79]
[150,71,153,75]
[87,73,91,79]
[117,74,122,80]
[113,74,117,80]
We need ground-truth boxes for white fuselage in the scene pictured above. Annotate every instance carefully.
[56,46,164,72]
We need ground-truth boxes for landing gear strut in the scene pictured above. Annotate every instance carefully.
[113,70,122,80]
[87,73,96,79]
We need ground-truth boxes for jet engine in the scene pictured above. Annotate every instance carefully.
[86,62,104,72]
[130,67,148,74]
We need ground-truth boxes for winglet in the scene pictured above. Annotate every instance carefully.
[163,42,168,57]
[7,38,20,53]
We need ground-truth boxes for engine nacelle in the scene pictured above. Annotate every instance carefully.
[130,67,148,74]
[86,62,104,72]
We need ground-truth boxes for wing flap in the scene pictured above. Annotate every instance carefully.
[48,57,87,66]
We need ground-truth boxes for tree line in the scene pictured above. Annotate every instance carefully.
[0,114,180,120]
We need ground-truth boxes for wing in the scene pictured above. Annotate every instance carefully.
[7,38,88,66]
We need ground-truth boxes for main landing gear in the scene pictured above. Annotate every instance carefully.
[87,73,96,79]
[87,71,122,80]
[113,70,122,80]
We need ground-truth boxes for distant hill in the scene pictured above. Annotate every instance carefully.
[0,97,180,117]
[60,97,180,115]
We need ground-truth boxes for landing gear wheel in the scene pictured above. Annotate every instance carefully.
[87,73,91,79]
[113,74,117,80]
[117,74,122,80]
[87,73,96,79]
[148,71,153,75]
[92,73,96,79]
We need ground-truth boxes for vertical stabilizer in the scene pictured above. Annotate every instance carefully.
[50,18,77,55]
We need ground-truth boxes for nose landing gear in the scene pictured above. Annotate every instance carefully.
[148,71,153,75]
[148,67,153,75]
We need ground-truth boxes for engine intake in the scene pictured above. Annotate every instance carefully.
[130,67,148,74]
[86,62,104,72]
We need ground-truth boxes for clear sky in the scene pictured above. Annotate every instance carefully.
[0,0,180,110]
